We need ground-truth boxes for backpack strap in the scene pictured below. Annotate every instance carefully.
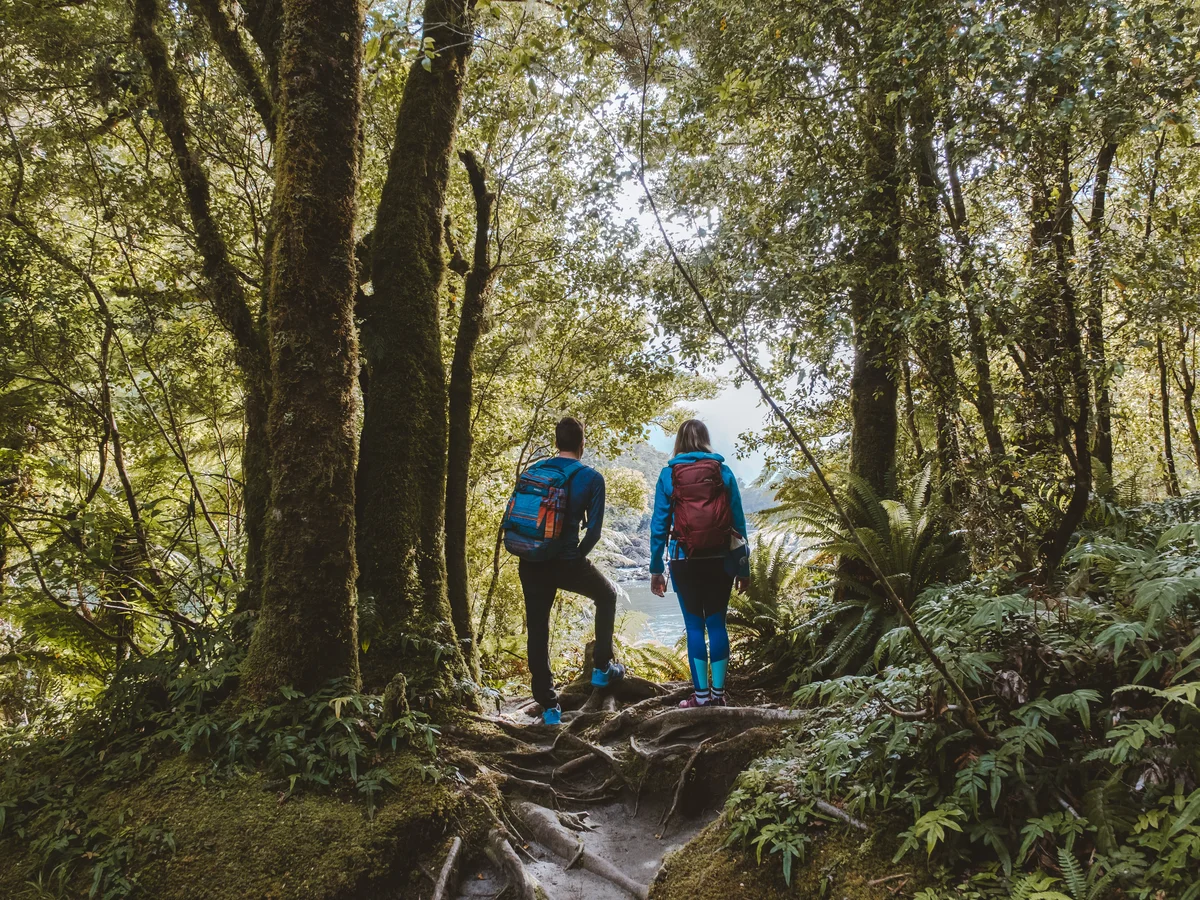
[562,460,585,521]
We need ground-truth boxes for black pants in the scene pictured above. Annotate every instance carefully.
[519,557,617,709]
[669,556,733,618]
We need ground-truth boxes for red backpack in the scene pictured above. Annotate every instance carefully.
[671,459,734,555]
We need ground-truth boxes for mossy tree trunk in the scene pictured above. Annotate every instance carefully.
[1085,141,1118,480]
[444,150,496,682]
[355,0,475,693]
[1029,117,1092,579]
[241,0,364,699]
[1158,335,1182,497]
[1179,336,1200,473]
[835,12,902,600]
[846,80,901,499]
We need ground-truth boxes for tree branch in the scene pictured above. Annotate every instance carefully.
[131,0,267,383]
[187,0,277,141]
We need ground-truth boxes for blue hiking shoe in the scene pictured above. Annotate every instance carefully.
[591,661,627,688]
[541,705,562,726]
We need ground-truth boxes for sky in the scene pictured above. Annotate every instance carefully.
[648,362,769,484]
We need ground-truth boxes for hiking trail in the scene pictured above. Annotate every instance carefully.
[430,669,807,900]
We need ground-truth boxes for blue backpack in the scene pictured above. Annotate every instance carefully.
[502,459,584,561]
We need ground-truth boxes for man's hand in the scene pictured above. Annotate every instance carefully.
[736,577,750,595]
[650,573,668,597]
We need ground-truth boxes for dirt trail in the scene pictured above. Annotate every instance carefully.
[434,677,806,900]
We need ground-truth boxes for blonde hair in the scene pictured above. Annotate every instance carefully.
[673,419,713,456]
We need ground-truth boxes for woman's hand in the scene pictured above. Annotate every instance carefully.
[736,577,750,595]
[650,573,668,597]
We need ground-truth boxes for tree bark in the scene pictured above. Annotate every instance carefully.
[1178,332,1200,474]
[1158,334,1181,496]
[355,0,475,693]
[241,0,364,699]
[846,79,901,499]
[1139,134,1180,497]
[1086,141,1118,479]
[1037,141,1092,580]
[444,150,496,681]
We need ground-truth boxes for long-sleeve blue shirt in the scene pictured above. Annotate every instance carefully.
[534,456,606,559]
[648,451,751,579]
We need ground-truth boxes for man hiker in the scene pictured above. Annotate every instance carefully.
[501,416,626,724]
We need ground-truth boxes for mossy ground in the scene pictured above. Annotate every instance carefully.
[650,818,930,900]
[0,752,489,900]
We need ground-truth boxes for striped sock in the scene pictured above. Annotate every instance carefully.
[711,687,725,701]
[694,688,710,704]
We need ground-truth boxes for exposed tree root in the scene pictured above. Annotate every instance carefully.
[453,679,812,897]
[634,705,805,746]
[513,801,650,899]
[659,737,713,836]
[595,688,694,740]
[486,828,549,900]
[430,836,462,900]
[557,673,669,710]
[813,798,868,832]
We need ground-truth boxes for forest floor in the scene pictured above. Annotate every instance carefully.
[437,671,912,900]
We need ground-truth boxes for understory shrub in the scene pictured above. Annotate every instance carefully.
[724,496,1200,898]
[0,630,441,898]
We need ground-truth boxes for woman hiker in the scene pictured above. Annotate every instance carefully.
[649,419,750,708]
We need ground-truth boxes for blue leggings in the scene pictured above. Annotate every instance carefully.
[669,558,732,690]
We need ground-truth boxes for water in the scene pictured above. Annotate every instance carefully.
[617,580,686,645]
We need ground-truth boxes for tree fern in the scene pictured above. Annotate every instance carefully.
[766,468,963,679]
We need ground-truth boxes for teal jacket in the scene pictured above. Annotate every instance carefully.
[648,451,751,579]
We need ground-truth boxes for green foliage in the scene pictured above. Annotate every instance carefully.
[726,537,808,683]
[724,495,1200,897]
[0,633,440,897]
[762,469,964,679]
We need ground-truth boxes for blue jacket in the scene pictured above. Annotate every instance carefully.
[533,457,606,559]
[649,451,751,579]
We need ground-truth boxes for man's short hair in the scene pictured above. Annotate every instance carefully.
[555,416,585,454]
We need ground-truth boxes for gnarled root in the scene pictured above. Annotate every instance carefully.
[634,704,805,747]
[430,836,462,900]
[514,801,650,900]
[486,828,549,900]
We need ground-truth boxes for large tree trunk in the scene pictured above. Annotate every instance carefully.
[355,0,474,693]
[444,151,496,682]
[1036,139,1092,579]
[846,82,901,498]
[241,0,364,699]
[1086,142,1118,479]
[237,384,270,614]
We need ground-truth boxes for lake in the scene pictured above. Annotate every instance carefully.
[617,579,686,645]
